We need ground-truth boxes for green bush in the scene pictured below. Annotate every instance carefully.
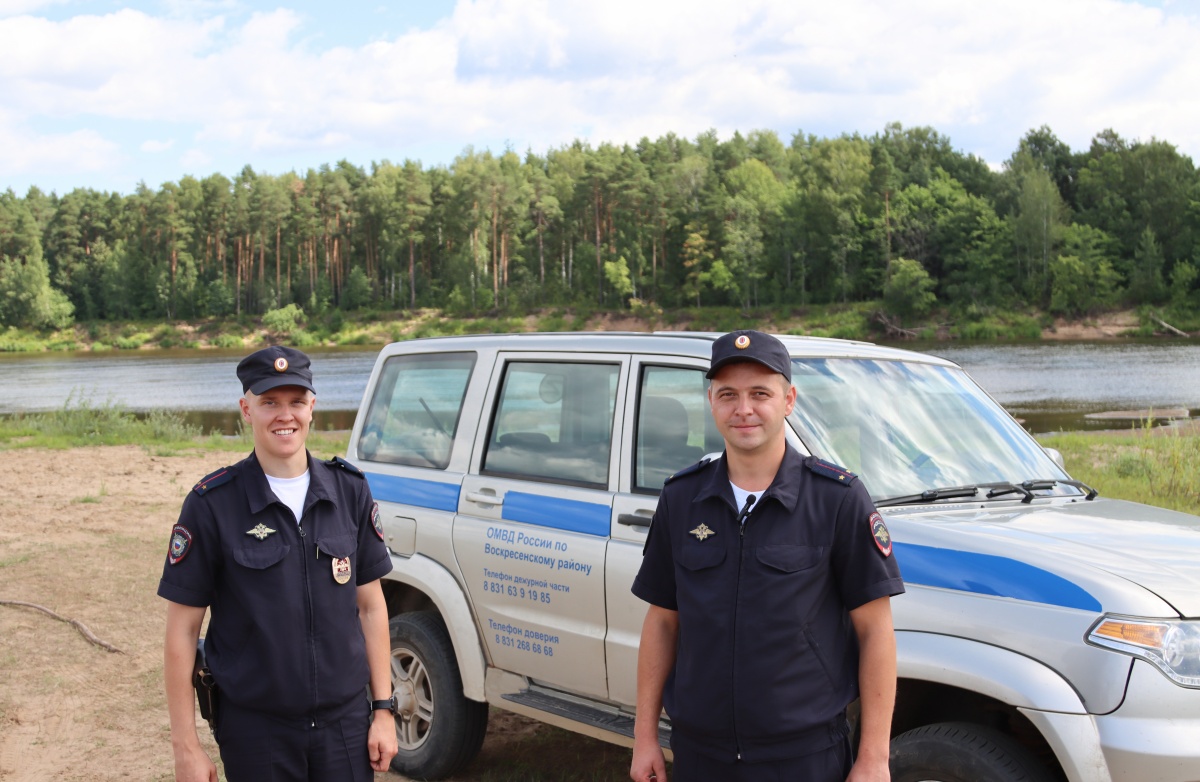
[263,304,305,336]
[883,258,937,324]
[212,333,244,349]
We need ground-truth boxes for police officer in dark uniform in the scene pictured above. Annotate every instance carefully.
[160,346,398,782]
[630,330,905,782]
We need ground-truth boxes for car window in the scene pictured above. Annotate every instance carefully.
[634,365,723,493]
[357,352,475,469]
[483,361,619,487]
[788,357,1071,499]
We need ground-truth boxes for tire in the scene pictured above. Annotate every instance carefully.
[387,611,488,780]
[889,722,1055,782]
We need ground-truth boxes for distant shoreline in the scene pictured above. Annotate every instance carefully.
[0,305,1190,354]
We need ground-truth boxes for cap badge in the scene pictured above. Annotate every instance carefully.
[274,357,289,372]
[332,556,352,585]
[247,523,277,540]
[734,335,750,349]
[690,523,715,541]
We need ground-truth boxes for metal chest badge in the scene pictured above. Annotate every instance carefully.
[246,523,277,540]
[869,512,893,557]
[332,556,352,585]
[690,523,715,541]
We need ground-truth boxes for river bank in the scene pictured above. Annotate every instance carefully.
[0,304,1179,354]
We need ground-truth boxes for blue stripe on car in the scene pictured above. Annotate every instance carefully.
[894,542,1101,612]
[501,492,611,537]
[364,473,460,512]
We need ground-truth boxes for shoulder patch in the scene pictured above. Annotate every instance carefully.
[664,456,715,485]
[193,467,235,496]
[806,457,857,485]
[328,456,364,477]
[168,524,193,564]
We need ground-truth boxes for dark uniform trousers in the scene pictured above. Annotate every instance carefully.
[670,732,853,782]
[216,698,373,782]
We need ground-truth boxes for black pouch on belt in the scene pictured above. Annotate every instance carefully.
[192,638,219,733]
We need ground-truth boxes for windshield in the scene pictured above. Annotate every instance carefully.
[787,357,1075,501]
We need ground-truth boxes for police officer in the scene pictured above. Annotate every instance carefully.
[629,330,905,782]
[159,346,398,782]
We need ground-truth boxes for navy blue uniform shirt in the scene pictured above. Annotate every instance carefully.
[158,451,393,719]
[632,446,904,763]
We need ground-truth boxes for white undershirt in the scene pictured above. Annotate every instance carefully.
[267,471,311,525]
[730,482,759,524]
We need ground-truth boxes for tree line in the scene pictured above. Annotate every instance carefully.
[1,123,1197,331]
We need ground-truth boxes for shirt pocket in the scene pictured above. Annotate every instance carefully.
[231,543,290,570]
[680,543,727,572]
[755,544,823,574]
[316,534,357,560]
[676,544,729,618]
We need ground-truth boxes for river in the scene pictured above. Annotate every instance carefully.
[1,340,1197,434]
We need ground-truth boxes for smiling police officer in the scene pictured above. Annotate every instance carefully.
[630,330,905,782]
[159,346,397,782]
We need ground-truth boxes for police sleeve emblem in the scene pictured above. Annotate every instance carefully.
[168,524,193,565]
[371,501,384,541]
[869,512,892,557]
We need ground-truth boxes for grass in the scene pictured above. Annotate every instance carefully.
[0,400,350,455]
[1039,420,1200,515]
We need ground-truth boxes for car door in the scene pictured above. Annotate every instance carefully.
[607,357,721,706]
[453,352,628,699]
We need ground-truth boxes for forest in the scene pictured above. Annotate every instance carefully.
[1,123,1197,335]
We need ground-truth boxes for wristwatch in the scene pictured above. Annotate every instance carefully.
[371,697,396,712]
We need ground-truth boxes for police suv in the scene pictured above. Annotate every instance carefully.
[346,332,1200,782]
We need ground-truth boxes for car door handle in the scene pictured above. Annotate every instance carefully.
[618,513,652,528]
[466,491,504,506]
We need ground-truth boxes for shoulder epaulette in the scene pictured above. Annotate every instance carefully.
[664,456,715,485]
[193,466,235,495]
[806,457,857,485]
[328,456,364,477]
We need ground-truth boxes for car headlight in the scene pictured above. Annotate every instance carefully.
[1087,615,1200,688]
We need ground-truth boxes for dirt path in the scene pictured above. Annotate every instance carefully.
[0,446,631,781]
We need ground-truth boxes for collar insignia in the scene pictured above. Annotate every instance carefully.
[690,523,715,541]
[247,523,277,540]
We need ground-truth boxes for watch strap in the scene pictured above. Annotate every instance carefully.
[371,698,395,711]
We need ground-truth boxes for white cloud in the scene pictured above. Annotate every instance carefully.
[141,138,176,153]
[0,114,122,175]
[3,0,1200,192]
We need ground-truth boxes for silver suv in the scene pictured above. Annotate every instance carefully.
[346,332,1200,781]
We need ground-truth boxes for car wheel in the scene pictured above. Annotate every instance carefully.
[387,611,488,780]
[890,722,1055,782]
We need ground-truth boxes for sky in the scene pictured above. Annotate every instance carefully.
[2,0,1198,196]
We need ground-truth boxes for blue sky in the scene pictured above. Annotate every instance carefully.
[2,0,1197,196]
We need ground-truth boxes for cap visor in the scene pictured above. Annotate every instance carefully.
[247,377,316,395]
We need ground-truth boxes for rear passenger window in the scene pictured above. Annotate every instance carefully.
[483,361,619,487]
[357,352,475,469]
[635,366,724,492]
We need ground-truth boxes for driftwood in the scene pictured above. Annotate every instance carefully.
[873,311,920,339]
[1152,313,1189,337]
[0,599,125,654]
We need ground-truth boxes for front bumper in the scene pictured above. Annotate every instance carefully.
[1095,660,1200,782]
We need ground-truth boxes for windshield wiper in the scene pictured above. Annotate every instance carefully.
[988,478,1098,502]
[876,485,980,508]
